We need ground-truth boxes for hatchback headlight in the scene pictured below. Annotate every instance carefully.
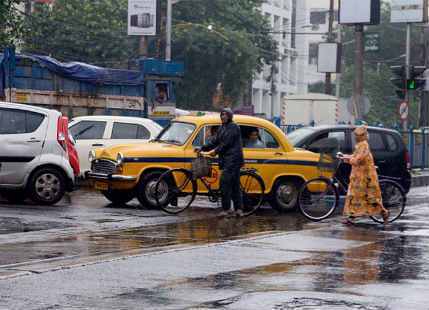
[116,152,124,166]
[88,150,96,163]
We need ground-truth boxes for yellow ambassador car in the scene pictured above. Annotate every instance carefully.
[86,114,326,211]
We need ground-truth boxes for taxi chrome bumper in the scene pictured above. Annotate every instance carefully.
[85,171,137,181]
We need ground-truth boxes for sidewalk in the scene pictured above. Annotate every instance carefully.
[412,169,429,188]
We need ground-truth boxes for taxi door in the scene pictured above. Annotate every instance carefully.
[240,125,284,192]
[184,125,221,194]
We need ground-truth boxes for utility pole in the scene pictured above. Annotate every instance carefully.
[335,25,342,98]
[403,23,411,130]
[166,0,173,61]
[352,24,364,120]
[139,37,149,57]
[420,25,429,127]
[325,0,334,95]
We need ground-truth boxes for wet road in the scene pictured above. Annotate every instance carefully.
[0,187,428,309]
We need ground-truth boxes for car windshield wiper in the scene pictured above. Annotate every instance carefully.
[159,139,182,144]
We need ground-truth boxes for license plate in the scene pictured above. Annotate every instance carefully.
[94,181,108,191]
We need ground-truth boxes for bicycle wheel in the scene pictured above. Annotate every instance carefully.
[370,179,406,224]
[298,177,339,221]
[240,171,265,217]
[154,168,197,214]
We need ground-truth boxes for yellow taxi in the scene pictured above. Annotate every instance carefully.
[86,114,328,211]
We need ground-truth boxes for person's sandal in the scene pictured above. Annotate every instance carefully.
[382,210,389,225]
[342,217,355,225]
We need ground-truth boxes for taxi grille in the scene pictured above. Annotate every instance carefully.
[92,159,117,174]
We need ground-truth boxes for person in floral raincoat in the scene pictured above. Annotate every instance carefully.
[341,125,389,224]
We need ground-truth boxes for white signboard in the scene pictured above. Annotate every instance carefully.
[317,43,341,73]
[391,0,427,23]
[128,0,157,36]
[339,0,372,24]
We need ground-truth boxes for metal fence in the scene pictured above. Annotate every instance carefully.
[401,129,429,169]
[279,125,429,170]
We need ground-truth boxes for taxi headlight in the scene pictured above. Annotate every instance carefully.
[88,150,96,163]
[116,152,124,166]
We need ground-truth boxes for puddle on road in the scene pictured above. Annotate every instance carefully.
[0,209,308,266]
[272,297,384,310]
[0,217,74,235]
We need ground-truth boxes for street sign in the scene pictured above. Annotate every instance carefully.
[317,43,342,73]
[399,101,409,120]
[339,0,381,25]
[391,0,428,23]
[346,96,371,116]
[364,33,380,52]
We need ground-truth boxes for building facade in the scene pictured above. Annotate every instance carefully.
[252,0,309,119]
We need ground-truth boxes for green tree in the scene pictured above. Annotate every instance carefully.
[22,0,138,66]
[0,0,24,47]
[339,1,421,126]
[172,0,277,110]
[22,0,277,110]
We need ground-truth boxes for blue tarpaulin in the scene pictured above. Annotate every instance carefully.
[29,55,144,85]
[0,51,145,88]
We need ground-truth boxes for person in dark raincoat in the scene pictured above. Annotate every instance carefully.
[200,108,244,217]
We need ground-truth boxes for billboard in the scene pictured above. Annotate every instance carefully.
[339,0,380,25]
[317,43,342,73]
[391,0,428,23]
[128,0,157,36]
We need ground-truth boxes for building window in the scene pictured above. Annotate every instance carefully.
[308,43,318,65]
[310,11,327,25]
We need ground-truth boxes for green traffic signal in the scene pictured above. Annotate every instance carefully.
[407,79,417,90]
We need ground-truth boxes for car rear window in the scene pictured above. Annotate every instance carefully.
[352,130,387,151]
[111,122,151,139]
[386,134,399,152]
[0,108,45,134]
[368,132,385,151]
[69,121,106,140]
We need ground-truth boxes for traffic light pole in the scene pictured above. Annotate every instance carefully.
[325,0,334,95]
[352,24,364,120]
[403,23,411,130]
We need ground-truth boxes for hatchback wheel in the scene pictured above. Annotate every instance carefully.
[28,168,66,205]
[270,179,300,212]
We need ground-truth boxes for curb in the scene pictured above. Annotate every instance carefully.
[411,173,429,188]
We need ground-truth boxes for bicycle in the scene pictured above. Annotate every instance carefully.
[154,154,265,216]
[297,142,406,224]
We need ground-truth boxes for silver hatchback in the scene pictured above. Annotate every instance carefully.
[0,102,75,205]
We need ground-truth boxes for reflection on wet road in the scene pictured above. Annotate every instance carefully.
[0,187,428,309]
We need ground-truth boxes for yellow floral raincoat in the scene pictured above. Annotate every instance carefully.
[343,140,385,217]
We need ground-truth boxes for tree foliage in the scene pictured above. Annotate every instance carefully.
[172,0,277,110]
[22,0,138,66]
[0,0,24,47]
[21,0,277,111]
[339,2,422,126]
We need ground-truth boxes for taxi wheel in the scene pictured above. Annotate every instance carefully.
[137,171,164,209]
[101,189,134,206]
[270,179,300,212]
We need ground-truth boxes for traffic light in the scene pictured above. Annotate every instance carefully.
[390,65,406,100]
[407,65,426,90]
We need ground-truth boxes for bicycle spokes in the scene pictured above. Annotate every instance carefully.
[240,172,264,216]
[155,169,196,214]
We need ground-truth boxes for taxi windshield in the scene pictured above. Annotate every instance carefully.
[155,122,196,145]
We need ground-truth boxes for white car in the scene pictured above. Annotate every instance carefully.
[0,102,75,205]
[69,115,162,174]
